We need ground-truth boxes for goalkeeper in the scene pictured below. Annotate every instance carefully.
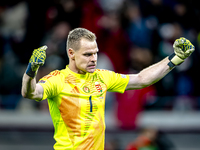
[21,28,194,150]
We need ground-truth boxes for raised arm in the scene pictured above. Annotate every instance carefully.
[21,46,47,101]
[126,37,195,90]
[126,57,171,90]
[21,73,44,101]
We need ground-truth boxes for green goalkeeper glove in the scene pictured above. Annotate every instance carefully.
[168,37,195,68]
[26,45,47,78]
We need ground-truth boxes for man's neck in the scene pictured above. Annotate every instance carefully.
[68,63,86,75]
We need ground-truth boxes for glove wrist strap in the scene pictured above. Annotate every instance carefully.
[26,63,38,78]
[168,53,184,68]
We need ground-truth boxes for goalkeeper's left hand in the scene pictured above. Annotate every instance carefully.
[26,45,47,78]
[168,37,195,68]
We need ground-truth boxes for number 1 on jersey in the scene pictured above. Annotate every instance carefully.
[89,96,92,112]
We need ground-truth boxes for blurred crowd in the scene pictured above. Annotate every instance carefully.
[0,0,200,129]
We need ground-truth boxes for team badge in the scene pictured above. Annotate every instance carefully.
[95,82,102,92]
[83,86,90,93]
[38,80,46,83]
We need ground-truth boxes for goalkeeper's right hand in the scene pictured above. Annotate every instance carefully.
[168,37,195,68]
[26,45,47,78]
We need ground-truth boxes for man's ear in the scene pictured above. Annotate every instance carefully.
[68,48,75,60]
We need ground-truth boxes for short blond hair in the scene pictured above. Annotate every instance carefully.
[67,28,96,51]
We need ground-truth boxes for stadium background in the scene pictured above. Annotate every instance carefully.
[0,0,200,149]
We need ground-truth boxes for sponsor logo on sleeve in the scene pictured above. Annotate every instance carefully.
[38,80,46,83]
[121,74,126,78]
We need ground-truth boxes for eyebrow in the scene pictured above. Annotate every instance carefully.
[83,49,99,54]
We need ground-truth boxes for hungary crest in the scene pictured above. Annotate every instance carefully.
[83,86,90,93]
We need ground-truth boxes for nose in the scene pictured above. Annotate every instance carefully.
[91,53,97,62]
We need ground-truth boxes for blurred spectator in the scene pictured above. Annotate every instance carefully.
[0,1,28,109]
[13,0,50,64]
[126,127,174,150]
[0,1,28,63]
[128,46,154,71]
[172,1,199,31]
[126,128,159,150]
[96,11,131,73]
[172,73,197,111]
[0,1,27,44]
[116,85,157,129]
[99,0,124,12]
[45,0,82,30]
[123,1,158,50]
[80,0,104,35]
[116,47,157,129]
[41,21,70,65]
[139,0,181,25]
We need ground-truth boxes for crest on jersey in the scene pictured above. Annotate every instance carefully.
[95,82,102,92]
[83,86,90,93]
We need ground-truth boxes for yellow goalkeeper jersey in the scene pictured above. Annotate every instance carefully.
[38,66,129,150]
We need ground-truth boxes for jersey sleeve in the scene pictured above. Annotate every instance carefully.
[98,70,129,93]
[38,70,64,100]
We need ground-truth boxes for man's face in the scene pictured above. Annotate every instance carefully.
[74,38,98,74]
